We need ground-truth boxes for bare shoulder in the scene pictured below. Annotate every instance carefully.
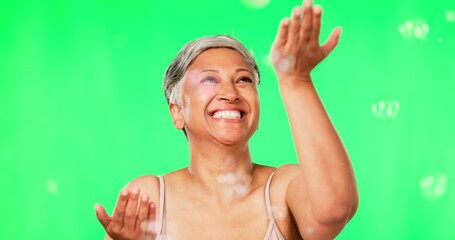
[270,164,306,206]
[253,164,302,188]
[124,174,161,203]
[273,164,304,186]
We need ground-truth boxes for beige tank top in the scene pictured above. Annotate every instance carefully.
[155,171,285,240]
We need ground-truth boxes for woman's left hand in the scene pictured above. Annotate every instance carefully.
[271,0,341,83]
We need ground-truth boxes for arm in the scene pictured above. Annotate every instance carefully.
[271,0,358,239]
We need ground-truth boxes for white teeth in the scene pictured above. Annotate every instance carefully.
[212,111,242,119]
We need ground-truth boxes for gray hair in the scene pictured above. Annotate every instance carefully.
[163,35,260,105]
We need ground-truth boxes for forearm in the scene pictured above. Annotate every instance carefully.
[279,76,358,222]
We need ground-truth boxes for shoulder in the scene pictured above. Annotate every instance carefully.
[253,164,302,187]
[125,174,160,188]
[272,164,303,186]
[271,164,306,207]
[254,164,303,202]
[123,174,161,203]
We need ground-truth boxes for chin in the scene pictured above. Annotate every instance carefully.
[213,131,252,146]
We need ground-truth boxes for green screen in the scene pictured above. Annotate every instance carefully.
[1,0,454,239]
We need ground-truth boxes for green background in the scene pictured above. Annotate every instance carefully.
[1,0,454,239]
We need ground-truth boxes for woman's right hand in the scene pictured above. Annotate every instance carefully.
[95,188,156,240]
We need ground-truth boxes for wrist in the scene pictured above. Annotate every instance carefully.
[278,75,314,89]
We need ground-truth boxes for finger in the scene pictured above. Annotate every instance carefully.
[288,6,302,47]
[300,0,313,44]
[135,194,150,231]
[272,18,290,50]
[123,187,140,230]
[321,27,341,57]
[111,189,129,228]
[309,5,322,47]
[95,203,111,230]
[145,202,157,238]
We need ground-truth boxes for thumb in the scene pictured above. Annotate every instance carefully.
[95,203,111,229]
[321,27,341,57]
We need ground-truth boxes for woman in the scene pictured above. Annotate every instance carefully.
[95,0,358,239]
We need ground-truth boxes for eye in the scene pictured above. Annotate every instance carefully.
[237,77,254,84]
[201,77,218,83]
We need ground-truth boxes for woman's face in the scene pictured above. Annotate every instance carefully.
[172,48,260,146]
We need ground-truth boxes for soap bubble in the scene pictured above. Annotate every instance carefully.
[217,172,237,184]
[217,172,252,199]
[398,19,429,40]
[240,0,271,9]
[141,220,157,235]
[271,206,286,220]
[419,173,448,199]
[262,54,272,67]
[446,10,455,22]
[46,179,58,195]
[372,99,400,120]
[270,52,296,73]
[278,55,296,73]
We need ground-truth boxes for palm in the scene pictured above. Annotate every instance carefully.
[271,0,341,80]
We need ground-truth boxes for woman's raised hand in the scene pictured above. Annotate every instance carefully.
[95,188,156,240]
[271,0,341,82]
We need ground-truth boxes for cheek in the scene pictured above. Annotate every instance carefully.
[183,85,218,116]
[246,90,260,110]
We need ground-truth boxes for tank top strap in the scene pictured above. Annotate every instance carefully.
[157,175,166,236]
[264,171,276,221]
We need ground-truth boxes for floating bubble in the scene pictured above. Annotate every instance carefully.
[420,173,448,199]
[413,24,429,38]
[141,220,157,235]
[262,54,272,67]
[446,10,455,22]
[217,172,252,199]
[234,183,249,196]
[372,99,400,120]
[46,179,58,195]
[240,0,271,9]
[277,55,296,73]
[217,172,238,184]
[271,206,286,220]
[398,19,429,40]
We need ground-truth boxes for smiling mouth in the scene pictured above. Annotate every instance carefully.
[210,110,244,119]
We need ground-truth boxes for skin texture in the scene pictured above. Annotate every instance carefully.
[95,0,358,239]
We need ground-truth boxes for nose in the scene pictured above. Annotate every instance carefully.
[217,81,240,102]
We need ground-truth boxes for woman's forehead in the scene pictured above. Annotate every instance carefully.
[188,48,253,71]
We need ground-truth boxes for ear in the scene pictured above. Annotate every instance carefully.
[169,103,185,130]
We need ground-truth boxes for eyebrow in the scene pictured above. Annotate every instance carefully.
[199,68,253,74]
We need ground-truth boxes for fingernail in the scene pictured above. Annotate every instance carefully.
[121,188,128,196]
[305,0,312,7]
[132,187,139,195]
[293,7,300,17]
[150,202,156,208]
[141,194,148,202]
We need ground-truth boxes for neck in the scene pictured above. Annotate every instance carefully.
[185,139,254,203]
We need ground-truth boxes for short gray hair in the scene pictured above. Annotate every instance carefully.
[163,35,260,105]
